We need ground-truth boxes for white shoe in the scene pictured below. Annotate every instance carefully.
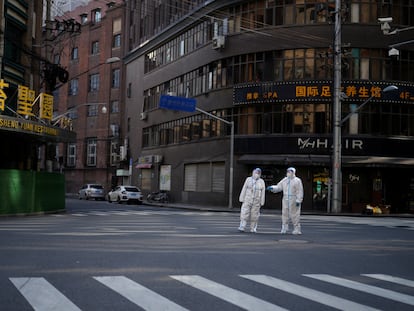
[292,229,302,235]
[250,228,257,233]
[280,228,287,234]
[238,227,245,232]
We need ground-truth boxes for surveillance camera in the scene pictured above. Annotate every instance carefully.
[388,48,400,57]
[378,17,393,23]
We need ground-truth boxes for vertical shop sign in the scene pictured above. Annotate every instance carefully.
[159,165,171,191]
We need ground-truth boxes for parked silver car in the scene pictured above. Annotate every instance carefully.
[107,185,143,204]
[78,184,105,200]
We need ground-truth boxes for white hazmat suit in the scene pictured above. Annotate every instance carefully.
[238,168,266,233]
[268,167,304,234]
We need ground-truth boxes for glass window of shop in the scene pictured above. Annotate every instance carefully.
[142,98,413,149]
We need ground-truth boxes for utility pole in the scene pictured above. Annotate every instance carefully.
[331,0,342,213]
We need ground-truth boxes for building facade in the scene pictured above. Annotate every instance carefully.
[53,0,127,193]
[124,0,414,213]
[0,0,75,214]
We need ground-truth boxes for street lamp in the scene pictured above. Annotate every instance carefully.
[339,85,398,126]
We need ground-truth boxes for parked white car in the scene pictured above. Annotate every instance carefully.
[78,184,105,200]
[107,185,143,204]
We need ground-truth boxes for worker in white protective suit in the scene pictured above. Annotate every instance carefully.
[238,168,266,233]
[267,167,304,235]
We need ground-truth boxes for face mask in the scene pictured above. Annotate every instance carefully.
[253,173,260,180]
[286,172,293,178]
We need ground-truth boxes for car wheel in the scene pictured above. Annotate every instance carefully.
[107,195,112,203]
[117,196,122,204]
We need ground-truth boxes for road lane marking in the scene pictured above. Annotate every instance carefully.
[171,275,288,311]
[10,277,81,311]
[241,274,379,311]
[94,276,188,311]
[362,274,414,287]
[304,274,414,306]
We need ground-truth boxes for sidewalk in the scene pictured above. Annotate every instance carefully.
[143,201,414,218]
[66,193,413,217]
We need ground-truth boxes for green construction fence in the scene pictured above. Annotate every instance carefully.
[0,169,65,215]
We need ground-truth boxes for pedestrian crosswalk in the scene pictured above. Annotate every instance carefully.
[8,274,414,310]
[56,209,414,230]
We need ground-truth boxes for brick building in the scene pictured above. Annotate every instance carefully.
[53,0,127,194]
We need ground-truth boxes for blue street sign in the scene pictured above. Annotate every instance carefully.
[159,95,196,112]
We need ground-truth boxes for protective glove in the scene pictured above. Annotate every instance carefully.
[296,202,301,207]
[266,186,273,191]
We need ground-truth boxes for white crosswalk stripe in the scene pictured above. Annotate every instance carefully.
[241,274,379,311]
[94,276,188,311]
[362,274,414,288]
[8,274,414,311]
[304,274,414,306]
[171,275,288,311]
[10,277,81,311]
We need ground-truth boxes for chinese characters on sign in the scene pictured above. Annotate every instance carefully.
[159,95,196,112]
[233,81,413,105]
[0,80,54,121]
[0,79,9,111]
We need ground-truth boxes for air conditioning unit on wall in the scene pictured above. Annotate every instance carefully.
[212,36,225,50]
[140,112,147,120]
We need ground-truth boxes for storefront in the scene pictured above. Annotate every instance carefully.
[237,135,414,213]
[0,81,75,214]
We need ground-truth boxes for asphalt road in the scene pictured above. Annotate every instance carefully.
[0,198,413,310]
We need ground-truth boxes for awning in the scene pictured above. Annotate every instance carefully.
[345,156,414,166]
[238,154,414,167]
[238,154,330,165]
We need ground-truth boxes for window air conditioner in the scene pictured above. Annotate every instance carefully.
[140,112,147,120]
[212,36,225,50]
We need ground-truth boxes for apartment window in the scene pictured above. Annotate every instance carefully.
[86,138,97,166]
[113,34,121,48]
[112,69,120,88]
[80,13,88,24]
[68,79,78,96]
[71,47,78,60]
[67,143,76,167]
[110,124,120,137]
[184,162,225,193]
[88,104,99,117]
[111,100,119,113]
[91,41,99,55]
[89,74,99,92]
[53,53,60,64]
[110,140,119,166]
[92,9,101,23]
[113,17,121,49]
